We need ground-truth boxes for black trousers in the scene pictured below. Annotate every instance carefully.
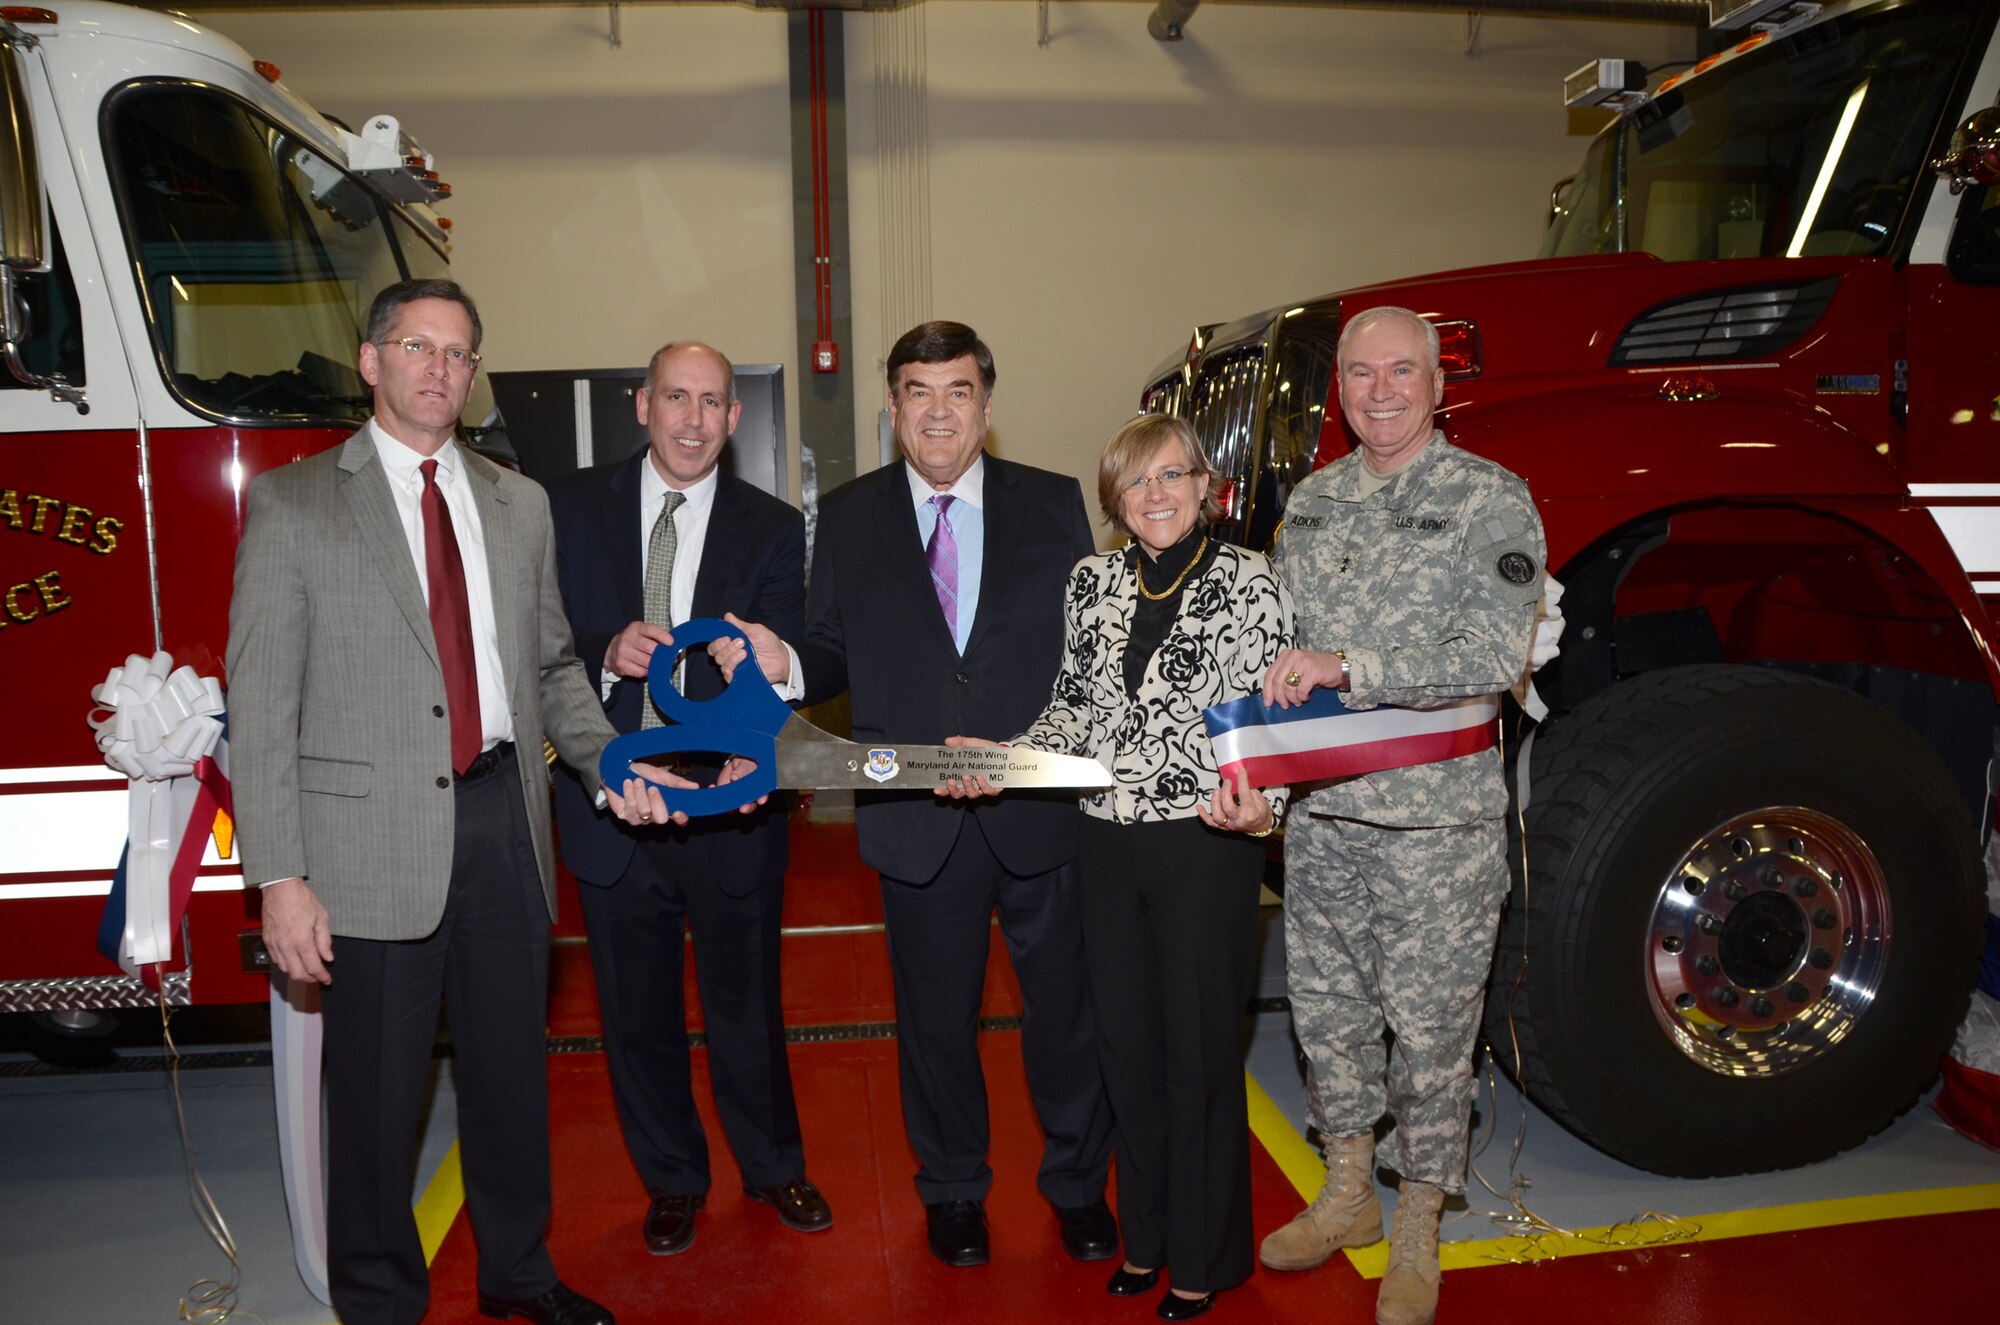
[880,817,1114,1206]
[1079,814,1263,1295]
[577,836,802,1196]
[321,744,557,1325]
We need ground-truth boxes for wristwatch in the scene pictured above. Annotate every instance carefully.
[1334,650,1350,690]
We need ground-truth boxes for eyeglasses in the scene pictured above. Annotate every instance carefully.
[380,337,481,369]
[1124,467,1195,492]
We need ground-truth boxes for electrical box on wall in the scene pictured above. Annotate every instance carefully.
[812,341,840,373]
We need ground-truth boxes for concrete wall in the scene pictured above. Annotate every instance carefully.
[193,1,1691,542]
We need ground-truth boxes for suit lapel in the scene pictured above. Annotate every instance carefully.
[690,474,736,616]
[337,430,437,669]
[463,449,520,700]
[607,456,646,624]
[872,465,959,654]
[963,457,1018,658]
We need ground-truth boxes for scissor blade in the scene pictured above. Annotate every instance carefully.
[774,737,1114,791]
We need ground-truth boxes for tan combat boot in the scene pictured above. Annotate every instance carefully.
[1258,1131,1383,1271]
[1375,1180,1445,1325]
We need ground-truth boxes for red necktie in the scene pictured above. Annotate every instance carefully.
[420,459,482,775]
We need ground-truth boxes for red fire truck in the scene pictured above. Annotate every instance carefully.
[1,3,453,1027]
[1143,0,2000,1174]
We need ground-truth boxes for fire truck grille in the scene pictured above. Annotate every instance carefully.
[1143,374,1190,419]
[0,972,191,1014]
[1188,348,1268,521]
[1609,277,1840,365]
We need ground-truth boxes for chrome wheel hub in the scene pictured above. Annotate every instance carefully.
[1646,807,1890,1077]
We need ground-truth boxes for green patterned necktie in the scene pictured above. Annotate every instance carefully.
[638,489,686,730]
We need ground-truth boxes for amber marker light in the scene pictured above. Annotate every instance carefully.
[253,60,281,83]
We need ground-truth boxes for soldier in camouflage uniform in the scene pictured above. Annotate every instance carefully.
[1257,306,1544,1325]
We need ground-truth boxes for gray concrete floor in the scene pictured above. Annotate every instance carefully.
[0,1037,457,1325]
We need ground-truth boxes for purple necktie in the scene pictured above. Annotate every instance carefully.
[927,494,959,641]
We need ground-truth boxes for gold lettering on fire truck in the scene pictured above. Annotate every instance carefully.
[0,488,122,555]
[0,572,70,626]
[1,485,126,634]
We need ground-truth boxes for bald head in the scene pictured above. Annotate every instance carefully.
[646,341,736,402]
[638,341,741,490]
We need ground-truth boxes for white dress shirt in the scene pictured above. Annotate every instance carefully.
[369,420,514,749]
[608,459,722,703]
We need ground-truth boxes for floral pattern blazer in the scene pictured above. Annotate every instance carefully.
[1017,541,1294,825]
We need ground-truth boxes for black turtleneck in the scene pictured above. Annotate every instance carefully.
[1123,523,1217,699]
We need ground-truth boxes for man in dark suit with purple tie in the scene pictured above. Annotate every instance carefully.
[721,322,1115,1269]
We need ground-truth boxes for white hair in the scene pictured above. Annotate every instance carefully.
[1337,305,1440,373]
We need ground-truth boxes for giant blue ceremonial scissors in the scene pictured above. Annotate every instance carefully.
[599,617,1115,818]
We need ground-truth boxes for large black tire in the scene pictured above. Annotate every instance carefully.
[1486,664,1985,1176]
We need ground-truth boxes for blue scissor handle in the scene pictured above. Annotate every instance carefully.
[599,726,778,818]
[596,617,792,817]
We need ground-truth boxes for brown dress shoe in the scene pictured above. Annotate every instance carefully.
[745,1177,834,1231]
[643,1193,704,1256]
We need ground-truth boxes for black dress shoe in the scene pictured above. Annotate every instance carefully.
[1156,1290,1214,1322]
[1058,1197,1119,1261]
[476,1280,615,1325]
[925,1198,990,1267]
[1107,1265,1162,1296]
[746,1177,834,1232]
[643,1193,704,1256]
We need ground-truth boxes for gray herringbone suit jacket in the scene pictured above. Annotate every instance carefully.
[226,427,615,940]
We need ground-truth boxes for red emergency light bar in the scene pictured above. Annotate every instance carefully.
[0,7,58,22]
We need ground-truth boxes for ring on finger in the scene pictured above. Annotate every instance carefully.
[1285,670,1303,686]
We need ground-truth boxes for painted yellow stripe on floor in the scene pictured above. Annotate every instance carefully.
[1247,1070,2000,1280]
[416,1140,466,1264]
[1246,1070,1324,1201]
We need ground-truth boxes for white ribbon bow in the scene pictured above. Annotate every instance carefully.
[1514,574,1567,724]
[88,652,225,781]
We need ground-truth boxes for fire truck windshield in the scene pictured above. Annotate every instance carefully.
[105,83,447,427]
[1542,0,1978,263]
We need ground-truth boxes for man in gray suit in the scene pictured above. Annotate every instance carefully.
[229,279,675,1325]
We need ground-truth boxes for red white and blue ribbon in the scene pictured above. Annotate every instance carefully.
[86,653,232,989]
[1204,688,1500,787]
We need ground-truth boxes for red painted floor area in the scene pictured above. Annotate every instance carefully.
[428,819,1990,1323]
[423,1034,1991,1324]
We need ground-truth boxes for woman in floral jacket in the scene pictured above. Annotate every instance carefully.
[947,413,1293,1320]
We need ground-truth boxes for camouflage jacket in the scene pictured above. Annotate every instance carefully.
[1273,433,1543,828]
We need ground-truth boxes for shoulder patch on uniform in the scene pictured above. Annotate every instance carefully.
[1496,550,1538,585]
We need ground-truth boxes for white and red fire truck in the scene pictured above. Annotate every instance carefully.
[1,2,453,1028]
[1143,0,2000,1174]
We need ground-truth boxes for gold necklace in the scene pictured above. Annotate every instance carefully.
[1136,532,1209,601]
